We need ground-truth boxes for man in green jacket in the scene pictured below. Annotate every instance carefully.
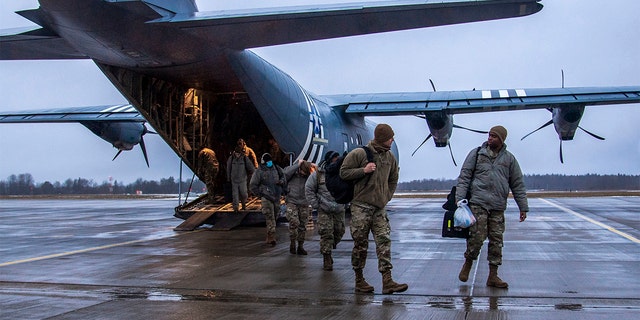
[456,125,529,288]
[340,123,407,294]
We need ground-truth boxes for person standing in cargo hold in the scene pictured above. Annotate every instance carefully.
[305,151,346,271]
[339,123,408,294]
[237,138,259,169]
[197,147,219,204]
[250,153,286,246]
[283,159,313,255]
[455,125,529,289]
[226,146,255,213]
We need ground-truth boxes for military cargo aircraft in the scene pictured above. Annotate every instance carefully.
[1,0,639,193]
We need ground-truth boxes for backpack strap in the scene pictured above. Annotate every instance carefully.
[362,145,374,163]
[466,146,481,200]
[360,146,374,187]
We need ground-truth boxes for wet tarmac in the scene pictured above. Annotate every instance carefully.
[1,196,639,319]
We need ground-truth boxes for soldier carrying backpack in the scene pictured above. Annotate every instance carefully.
[339,123,408,294]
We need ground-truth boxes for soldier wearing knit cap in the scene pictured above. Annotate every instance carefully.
[489,125,507,143]
[374,123,395,144]
[339,123,407,294]
[455,125,529,289]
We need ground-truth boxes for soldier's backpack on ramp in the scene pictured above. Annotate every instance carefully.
[324,146,373,204]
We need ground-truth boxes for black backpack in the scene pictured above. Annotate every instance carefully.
[325,146,374,204]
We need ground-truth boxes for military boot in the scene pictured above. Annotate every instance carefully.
[290,240,296,254]
[486,265,509,288]
[296,241,307,255]
[323,253,333,271]
[267,234,276,246]
[458,258,473,282]
[382,271,408,294]
[354,269,374,293]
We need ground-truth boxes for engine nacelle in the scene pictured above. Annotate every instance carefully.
[424,111,453,147]
[552,104,585,140]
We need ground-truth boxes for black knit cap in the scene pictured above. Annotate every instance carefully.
[324,150,339,163]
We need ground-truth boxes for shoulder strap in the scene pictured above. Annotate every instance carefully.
[360,145,375,186]
[470,146,481,178]
[466,146,481,199]
[361,145,374,163]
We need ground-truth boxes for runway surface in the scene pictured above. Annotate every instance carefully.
[1,196,639,319]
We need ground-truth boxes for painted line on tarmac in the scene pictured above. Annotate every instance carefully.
[0,229,202,267]
[540,198,640,244]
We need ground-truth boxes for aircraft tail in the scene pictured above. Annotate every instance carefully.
[227,50,326,164]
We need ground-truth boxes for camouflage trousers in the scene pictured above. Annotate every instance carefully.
[318,208,345,254]
[285,203,310,242]
[261,197,280,239]
[349,203,392,273]
[465,205,505,266]
[201,170,217,202]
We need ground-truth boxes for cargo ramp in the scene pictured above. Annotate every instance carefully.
[174,194,266,231]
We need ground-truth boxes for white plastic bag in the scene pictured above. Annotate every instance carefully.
[453,199,476,228]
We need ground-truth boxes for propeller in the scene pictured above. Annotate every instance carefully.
[521,113,604,163]
[448,144,457,167]
[411,134,432,156]
[112,123,157,167]
[139,133,150,167]
[453,124,488,135]
[410,79,487,165]
[520,119,553,141]
[578,126,605,140]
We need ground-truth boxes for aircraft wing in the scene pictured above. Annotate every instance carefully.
[321,86,640,116]
[156,0,543,49]
[0,24,88,60]
[0,105,144,123]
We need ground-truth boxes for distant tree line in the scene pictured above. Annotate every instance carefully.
[1,173,638,195]
[0,173,205,195]
[397,174,640,192]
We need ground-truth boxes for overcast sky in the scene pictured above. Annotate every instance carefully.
[1,0,639,185]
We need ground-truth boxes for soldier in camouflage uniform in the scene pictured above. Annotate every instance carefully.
[197,147,219,203]
[283,160,313,255]
[340,124,408,294]
[250,153,286,246]
[456,125,529,288]
[305,151,346,271]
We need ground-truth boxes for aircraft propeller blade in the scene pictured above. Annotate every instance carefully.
[448,143,457,167]
[411,134,433,156]
[453,124,488,134]
[559,140,564,164]
[521,119,553,140]
[112,149,124,162]
[578,126,605,140]
[139,134,150,167]
[429,79,437,92]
